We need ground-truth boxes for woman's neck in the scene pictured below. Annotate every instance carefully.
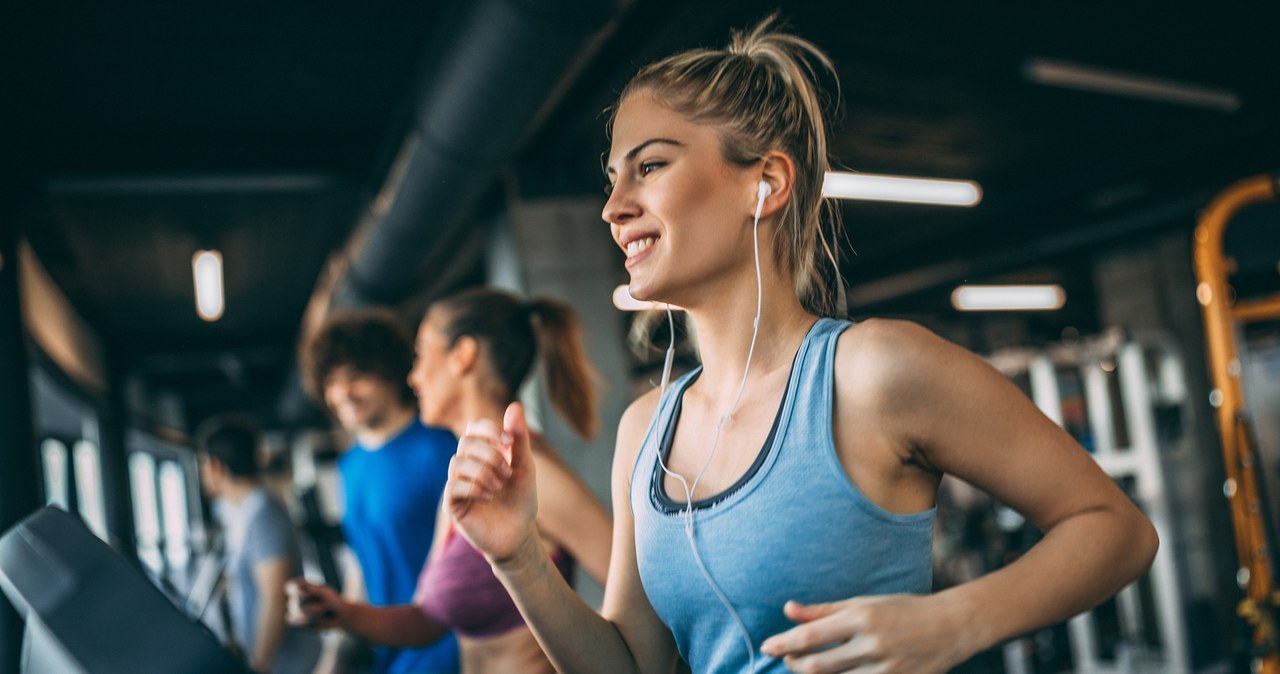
[683,282,815,405]
[446,388,510,438]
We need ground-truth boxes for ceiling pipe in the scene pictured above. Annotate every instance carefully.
[283,0,622,424]
[327,0,621,309]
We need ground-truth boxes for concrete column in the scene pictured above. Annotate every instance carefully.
[502,197,629,608]
[0,223,40,674]
[96,372,137,558]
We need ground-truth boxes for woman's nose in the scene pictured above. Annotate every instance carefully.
[602,181,640,226]
[407,366,421,390]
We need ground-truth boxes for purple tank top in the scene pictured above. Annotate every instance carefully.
[416,529,575,639]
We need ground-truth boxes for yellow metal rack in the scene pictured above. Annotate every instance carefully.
[1193,173,1280,674]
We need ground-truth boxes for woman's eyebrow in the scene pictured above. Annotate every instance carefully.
[605,137,684,175]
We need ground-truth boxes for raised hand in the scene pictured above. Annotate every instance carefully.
[759,594,973,674]
[284,578,344,630]
[445,402,540,564]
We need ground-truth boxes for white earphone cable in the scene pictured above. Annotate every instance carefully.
[650,185,767,670]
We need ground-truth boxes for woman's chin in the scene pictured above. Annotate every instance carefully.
[628,281,671,306]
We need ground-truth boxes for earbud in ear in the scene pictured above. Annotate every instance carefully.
[754,181,771,219]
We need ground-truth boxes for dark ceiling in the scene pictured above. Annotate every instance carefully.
[12,0,1279,429]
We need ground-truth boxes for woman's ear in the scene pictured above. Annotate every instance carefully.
[449,335,480,375]
[756,150,796,219]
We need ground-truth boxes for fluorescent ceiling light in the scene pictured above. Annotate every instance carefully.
[822,171,981,206]
[192,250,224,322]
[1023,57,1240,112]
[613,285,681,312]
[952,284,1065,312]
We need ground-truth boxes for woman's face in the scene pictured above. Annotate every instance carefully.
[408,313,456,428]
[603,93,759,307]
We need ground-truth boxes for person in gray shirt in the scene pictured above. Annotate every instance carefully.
[198,415,321,674]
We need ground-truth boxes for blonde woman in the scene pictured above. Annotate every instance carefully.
[443,19,1157,674]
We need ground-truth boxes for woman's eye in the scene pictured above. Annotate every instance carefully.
[639,161,665,176]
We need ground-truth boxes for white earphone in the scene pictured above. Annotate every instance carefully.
[755,180,771,219]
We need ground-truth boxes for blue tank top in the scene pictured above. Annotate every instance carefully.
[631,318,935,673]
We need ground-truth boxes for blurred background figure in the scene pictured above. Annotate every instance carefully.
[299,310,459,674]
[288,287,612,673]
[197,414,322,674]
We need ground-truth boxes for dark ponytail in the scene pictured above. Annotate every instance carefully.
[527,299,599,440]
[432,288,599,440]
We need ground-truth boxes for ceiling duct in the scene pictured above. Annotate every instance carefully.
[283,0,620,424]
[328,0,619,308]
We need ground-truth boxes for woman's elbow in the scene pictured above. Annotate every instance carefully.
[1127,510,1160,579]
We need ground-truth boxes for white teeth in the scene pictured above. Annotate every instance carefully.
[625,237,656,257]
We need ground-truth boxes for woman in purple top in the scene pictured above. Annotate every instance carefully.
[288,288,611,674]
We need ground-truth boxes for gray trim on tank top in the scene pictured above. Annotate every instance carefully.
[649,337,802,514]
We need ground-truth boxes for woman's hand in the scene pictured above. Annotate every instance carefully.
[446,402,540,566]
[284,578,345,631]
[760,594,974,674]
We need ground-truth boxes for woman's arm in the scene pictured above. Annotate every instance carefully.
[286,578,447,648]
[334,603,447,648]
[447,400,679,674]
[529,437,612,585]
[762,319,1158,673]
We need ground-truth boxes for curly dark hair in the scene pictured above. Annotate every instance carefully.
[300,309,416,407]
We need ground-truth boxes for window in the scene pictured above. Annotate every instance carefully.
[129,452,163,575]
[159,460,191,570]
[40,438,70,510]
[72,440,108,541]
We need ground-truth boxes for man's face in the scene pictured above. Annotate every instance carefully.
[322,365,405,433]
[197,453,222,498]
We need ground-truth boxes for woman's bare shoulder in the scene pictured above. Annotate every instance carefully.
[840,317,941,354]
[615,387,662,468]
[836,318,950,398]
